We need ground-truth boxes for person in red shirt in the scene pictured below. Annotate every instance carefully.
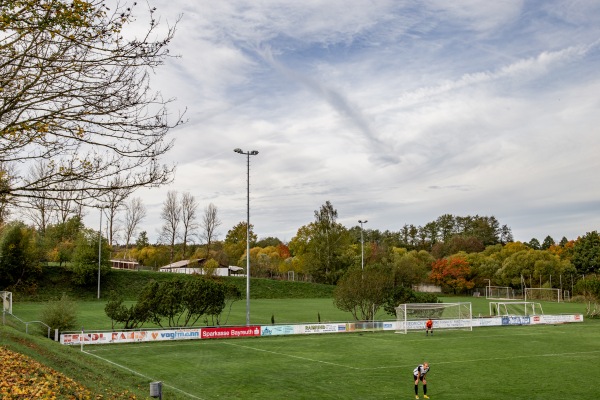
[425,319,433,336]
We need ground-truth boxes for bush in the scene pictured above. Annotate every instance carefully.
[39,294,78,335]
[574,276,600,300]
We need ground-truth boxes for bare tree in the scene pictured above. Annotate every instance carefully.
[159,191,181,263]
[0,0,183,207]
[201,203,222,258]
[180,192,198,259]
[124,197,147,257]
[101,176,135,247]
[52,180,83,224]
[21,161,51,232]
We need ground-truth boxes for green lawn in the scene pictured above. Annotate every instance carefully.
[6,296,596,399]
[83,320,600,400]
[11,296,589,331]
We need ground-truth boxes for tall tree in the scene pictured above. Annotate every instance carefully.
[333,267,393,321]
[500,224,514,244]
[528,238,541,250]
[200,203,221,258]
[23,161,54,233]
[0,0,182,206]
[159,191,181,263]
[289,201,352,284]
[542,235,556,250]
[429,256,474,293]
[436,214,456,243]
[224,221,257,266]
[572,231,600,274]
[180,192,198,258]
[101,176,134,247]
[0,222,40,289]
[123,198,147,256]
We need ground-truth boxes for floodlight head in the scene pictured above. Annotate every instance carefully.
[250,150,259,155]
[234,148,243,154]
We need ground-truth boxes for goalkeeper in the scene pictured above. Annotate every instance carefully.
[413,362,430,399]
[425,319,433,336]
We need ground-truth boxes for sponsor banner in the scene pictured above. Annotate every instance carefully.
[61,332,111,345]
[382,322,396,331]
[473,317,502,327]
[531,314,584,325]
[353,321,387,332]
[399,319,471,331]
[60,314,584,345]
[261,325,295,336]
[202,326,261,339]
[61,329,203,345]
[299,324,341,334]
[502,316,530,325]
[152,329,201,341]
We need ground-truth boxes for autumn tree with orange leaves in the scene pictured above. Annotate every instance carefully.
[429,256,475,293]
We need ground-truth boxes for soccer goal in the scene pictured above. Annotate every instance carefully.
[485,286,516,300]
[1,291,12,314]
[524,288,562,302]
[395,302,473,334]
[489,301,543,316]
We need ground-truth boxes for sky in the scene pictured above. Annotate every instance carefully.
[88,0,600,245]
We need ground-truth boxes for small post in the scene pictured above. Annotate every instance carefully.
[150,381,163,399]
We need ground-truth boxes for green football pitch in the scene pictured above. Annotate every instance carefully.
[83,320,600,400]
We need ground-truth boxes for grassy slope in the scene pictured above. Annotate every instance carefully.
[0,325,151,398]
[15,265,335,301]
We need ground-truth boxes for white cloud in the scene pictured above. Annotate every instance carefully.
[83,0,600,245]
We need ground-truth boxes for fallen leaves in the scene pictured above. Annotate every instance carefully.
[0,346,137,399]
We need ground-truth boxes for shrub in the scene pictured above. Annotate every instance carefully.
[39,294,78,335]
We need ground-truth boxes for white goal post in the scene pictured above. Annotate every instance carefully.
[524,288,562,302]
[485,286,516,300]
[395,302,473,334]
[1,291,12,314]
[489,301,543,316]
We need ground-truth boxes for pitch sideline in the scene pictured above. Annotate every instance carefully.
[82,348,205,399]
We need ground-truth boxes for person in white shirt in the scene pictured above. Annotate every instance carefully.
[413,362,430,399]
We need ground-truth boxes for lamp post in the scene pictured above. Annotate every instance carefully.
[234,148,259,326]
[98,207,103,299]
[358,220,367,270]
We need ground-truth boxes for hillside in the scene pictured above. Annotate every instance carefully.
[0,326,151,398]
[13,265,335,301]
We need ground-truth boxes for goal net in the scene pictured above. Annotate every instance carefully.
[1,291,12,314]
[395,302,472,334]
[524,288,562,302]
[485,286,516,300]
[489,301,543,316]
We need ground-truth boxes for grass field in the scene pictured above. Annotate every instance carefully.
[6,296,596,399]
[82,320,600,400]
[10,295,588,331]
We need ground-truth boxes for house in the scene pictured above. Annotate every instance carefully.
[110,259,140,270]
[159,258,244,277]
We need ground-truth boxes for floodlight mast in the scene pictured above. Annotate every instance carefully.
[358,220,368,270]
[234,148,259,326]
